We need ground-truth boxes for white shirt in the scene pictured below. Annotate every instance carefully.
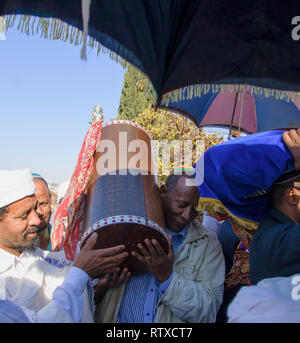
[0,248,93,323]
[227,274,300,323]
[202,213,222,236]
[0,299,30,323]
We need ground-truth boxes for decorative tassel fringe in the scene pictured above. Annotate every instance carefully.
[197,197,259,231]
[80,0,91,61]
[160,83,300,107]
[0,16,5,40]
[2,14,128,68]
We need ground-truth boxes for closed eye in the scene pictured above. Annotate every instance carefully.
[20,210,31,220]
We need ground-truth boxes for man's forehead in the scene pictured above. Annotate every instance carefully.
[34,178,50,195]
[294,181,300,188]
[172,178,199,200]
[7,195,37,213]
[34,177,48,188]
[174,176,198,191]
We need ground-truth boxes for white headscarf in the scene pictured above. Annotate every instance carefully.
[56,180,70,203]
[0,169,35,208]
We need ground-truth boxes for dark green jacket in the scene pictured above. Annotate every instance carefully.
[250,208,300,284]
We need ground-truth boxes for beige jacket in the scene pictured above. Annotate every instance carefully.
[95,220,225,323]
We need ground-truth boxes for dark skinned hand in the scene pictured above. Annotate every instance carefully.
[93,268,131,304]
[131,235,174,283]
[282,128,300,170]
[73,233,128,278]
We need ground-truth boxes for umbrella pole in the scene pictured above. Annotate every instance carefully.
[228,92,239,140]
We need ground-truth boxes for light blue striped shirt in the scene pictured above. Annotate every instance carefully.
[116,227,187,323]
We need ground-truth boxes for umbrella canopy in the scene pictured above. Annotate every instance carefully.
[159,85,300,134]
[1,0,300,102]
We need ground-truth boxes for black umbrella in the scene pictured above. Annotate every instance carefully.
[1,0,300,103]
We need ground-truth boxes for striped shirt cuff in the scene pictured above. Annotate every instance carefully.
[158,271,174,295]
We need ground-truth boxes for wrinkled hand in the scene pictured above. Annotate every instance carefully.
[131,236,174,283]
[93,268,131,304]
[73,233,128,278]
[282,128,300,170]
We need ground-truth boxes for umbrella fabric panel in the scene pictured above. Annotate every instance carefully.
[159,90,219,125]
[200,92,300,133]
[254,95,300,132]
[156,0,300,95]
[200,90,257,133]
[160,88,258,133]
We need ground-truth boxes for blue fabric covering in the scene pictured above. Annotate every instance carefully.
[195,130,294,225]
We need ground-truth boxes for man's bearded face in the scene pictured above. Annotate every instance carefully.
[0,196,41,255]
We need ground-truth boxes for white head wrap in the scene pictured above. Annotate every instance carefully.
[0,169,36,208]
[56,180,70,203]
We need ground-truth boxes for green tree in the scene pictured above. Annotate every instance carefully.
[117,65,224,184]
[135,105,223,183]
[118,64,154,120]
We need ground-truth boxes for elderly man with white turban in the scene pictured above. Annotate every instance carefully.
[0,169,129,323]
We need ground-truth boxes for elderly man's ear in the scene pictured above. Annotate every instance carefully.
[160,184,168,200]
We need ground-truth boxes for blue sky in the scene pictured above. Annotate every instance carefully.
[0,22,126,184]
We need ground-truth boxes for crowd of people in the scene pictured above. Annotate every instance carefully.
[0,128,300,323]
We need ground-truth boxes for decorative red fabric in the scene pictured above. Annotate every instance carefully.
[51,122,103,260]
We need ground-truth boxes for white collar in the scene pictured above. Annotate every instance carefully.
[0,248,16,273]
[0,248,42,273]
